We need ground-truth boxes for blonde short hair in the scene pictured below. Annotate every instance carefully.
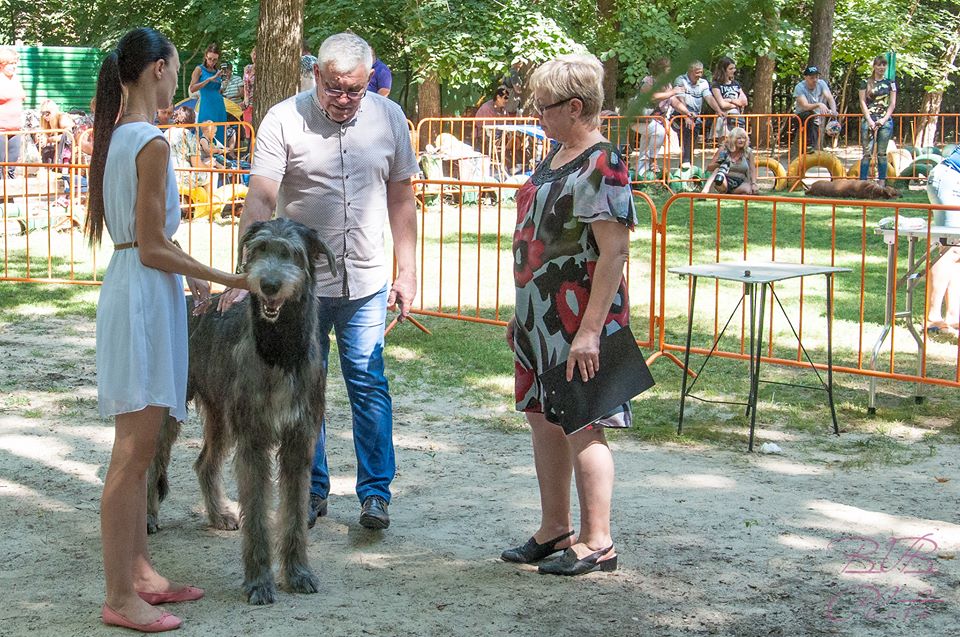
[0,46,18,65]
[529,54,604,126]
[724,126,750,152]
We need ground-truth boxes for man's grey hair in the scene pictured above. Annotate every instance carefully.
[318,33,373,74]
[688,60,704,72]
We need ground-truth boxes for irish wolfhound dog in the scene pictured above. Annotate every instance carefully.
[148,217,336,605]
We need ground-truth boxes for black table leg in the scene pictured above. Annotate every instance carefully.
[678,275,698,435]
[826,273,839,435]
[748,283,767,452]
[746,282,756,419]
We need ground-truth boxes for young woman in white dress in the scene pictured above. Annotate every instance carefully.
[85,27,247,633]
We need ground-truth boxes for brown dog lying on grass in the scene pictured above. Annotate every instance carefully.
[805,179,901,199]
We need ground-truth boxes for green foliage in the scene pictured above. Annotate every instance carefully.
[4,0,959,109]
[611,2,685,88]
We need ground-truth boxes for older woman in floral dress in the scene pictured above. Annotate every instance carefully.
[503,53,636,576]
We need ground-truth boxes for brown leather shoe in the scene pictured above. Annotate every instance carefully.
[359,496,389,529]
[308,494,328,529]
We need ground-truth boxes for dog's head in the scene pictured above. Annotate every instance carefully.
[881,185,901,199]
[239,219,337,322]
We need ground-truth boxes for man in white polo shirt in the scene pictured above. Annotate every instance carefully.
[220,32,418,531]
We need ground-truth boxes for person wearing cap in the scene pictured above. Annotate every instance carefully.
[793,66,837,150]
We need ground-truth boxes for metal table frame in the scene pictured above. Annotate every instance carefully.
[670,262,849,451]
[868,224,960,413]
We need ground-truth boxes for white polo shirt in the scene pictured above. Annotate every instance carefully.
[251,90,418,299]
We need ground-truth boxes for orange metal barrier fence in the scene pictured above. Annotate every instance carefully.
[655,193,960,407]
[413,114,806,191]
[799,113,960,184]
[665,114,802,191]
[413,114,960,196]
[405,179,660,350]
[6,118,960,407]
[2,120,254,284]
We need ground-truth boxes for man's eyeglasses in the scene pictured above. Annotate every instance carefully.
[532,95,583,116]
[322,86,366,101]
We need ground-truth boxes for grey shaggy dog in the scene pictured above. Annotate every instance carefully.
[148,217,336,605]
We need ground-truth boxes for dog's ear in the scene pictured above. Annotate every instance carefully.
[884,186,901,199]
[301,226,338,277]
[237,221,267,272]
[240,221,267,250]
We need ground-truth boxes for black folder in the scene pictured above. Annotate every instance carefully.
[539,326,655,435]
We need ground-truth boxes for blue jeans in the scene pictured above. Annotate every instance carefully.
[860,119,894,181]
[310,285,395,503]
[1,133,20,179]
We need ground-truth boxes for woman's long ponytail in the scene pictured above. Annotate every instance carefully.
[84,51,122,247]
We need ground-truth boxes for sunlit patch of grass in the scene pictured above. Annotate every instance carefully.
[0,282,97,321]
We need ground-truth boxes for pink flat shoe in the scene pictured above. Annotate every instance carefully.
[137,586,204,605]
[101,604,182,633]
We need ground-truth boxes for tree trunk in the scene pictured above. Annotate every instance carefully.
[598,0,618,109]
[417,73,441,148]
[753,55,775,147]
[808,0,835,78]
[917,27,960,146]
[602,58,618,110]
[253,0,304,130]
[751,3,779,147]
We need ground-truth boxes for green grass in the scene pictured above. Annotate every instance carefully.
[0,281,97,321]
[383,313,960,465]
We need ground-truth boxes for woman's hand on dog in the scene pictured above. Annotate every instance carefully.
[217,286,249,313]
[187,277,212,316]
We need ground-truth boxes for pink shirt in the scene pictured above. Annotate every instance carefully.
[0,73,25,131]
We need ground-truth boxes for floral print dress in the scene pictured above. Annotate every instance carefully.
[512,141,637,428]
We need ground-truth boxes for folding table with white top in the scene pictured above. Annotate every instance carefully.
[669,261,849,451]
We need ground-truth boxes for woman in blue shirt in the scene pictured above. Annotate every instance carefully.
[189,43,227,144]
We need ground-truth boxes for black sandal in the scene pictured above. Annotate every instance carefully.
[538,545,617,576]
[500,530,575,564]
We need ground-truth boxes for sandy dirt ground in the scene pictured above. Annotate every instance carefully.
[1,315,958,637]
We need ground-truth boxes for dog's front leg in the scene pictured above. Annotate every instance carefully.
[235,434,277,605]
[277,424,320,594]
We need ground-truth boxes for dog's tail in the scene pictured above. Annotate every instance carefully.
[156,472,170,503]
[153,416,182,503]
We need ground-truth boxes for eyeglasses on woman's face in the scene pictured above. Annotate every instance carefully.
[532,95,582,116]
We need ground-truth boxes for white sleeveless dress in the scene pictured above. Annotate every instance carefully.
[96,122,188,421]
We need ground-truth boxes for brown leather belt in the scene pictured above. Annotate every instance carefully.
[114,241,138,250]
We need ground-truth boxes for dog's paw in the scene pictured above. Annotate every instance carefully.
[243,578,277,605]
[146,514,160,535]
[208,510,240,531]
[286,564,320,594]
